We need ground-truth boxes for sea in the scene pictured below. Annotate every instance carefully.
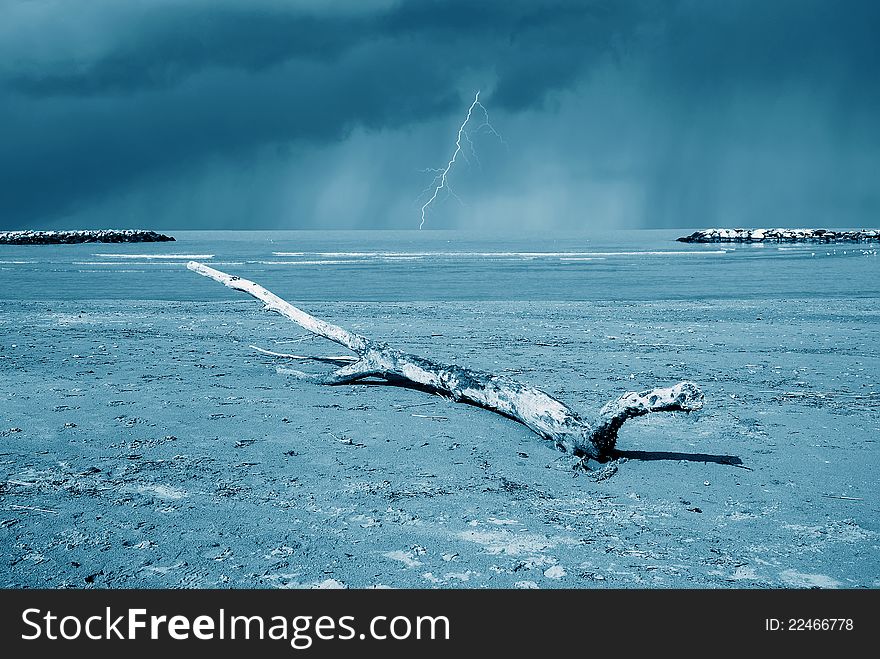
[0,229,878,302]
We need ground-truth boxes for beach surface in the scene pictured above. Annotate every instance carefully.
[2,294,877,588]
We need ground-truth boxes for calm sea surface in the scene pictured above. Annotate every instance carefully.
[1,229,877,302]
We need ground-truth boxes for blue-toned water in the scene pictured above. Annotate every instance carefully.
[1,229,877,302]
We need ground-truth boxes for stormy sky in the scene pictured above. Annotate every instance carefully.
[1,0,878,230]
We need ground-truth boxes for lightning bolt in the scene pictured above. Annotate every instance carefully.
[418,91,504,229]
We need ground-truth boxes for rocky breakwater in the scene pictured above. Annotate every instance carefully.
[678,228,879,243]
[0,229,175,245]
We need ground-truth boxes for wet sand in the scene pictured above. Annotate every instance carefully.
[1,297,877,588]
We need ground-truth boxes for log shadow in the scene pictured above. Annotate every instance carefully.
[610,449,749,469]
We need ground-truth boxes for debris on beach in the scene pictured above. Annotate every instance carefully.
[188,261,705,466]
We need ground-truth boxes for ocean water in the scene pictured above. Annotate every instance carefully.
[0,229,878,302]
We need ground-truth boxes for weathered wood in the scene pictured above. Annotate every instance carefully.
[249,345,358,365]
[188,261,703,461]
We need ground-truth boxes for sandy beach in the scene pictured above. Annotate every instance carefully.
[2,295,876,588]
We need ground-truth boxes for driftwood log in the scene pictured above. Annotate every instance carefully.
[188,262,703,462]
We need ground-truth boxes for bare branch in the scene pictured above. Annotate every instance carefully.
[250,345,359,365]
[187,261,367,352]
[188,262,704,462]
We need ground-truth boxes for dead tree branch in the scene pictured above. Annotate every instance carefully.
[188,261,703,461]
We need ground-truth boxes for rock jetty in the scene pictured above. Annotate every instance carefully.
[0,229,175,245]
[678,228,879,243]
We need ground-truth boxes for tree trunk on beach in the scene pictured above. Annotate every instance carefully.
[187,261,704,462]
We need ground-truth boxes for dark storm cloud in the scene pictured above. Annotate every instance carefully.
[635,0,880,227]
[1,43,463,221]
[6,0,641,103]
[1,0,878,228]
[7,7,361,96]
[2,0,650,225]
